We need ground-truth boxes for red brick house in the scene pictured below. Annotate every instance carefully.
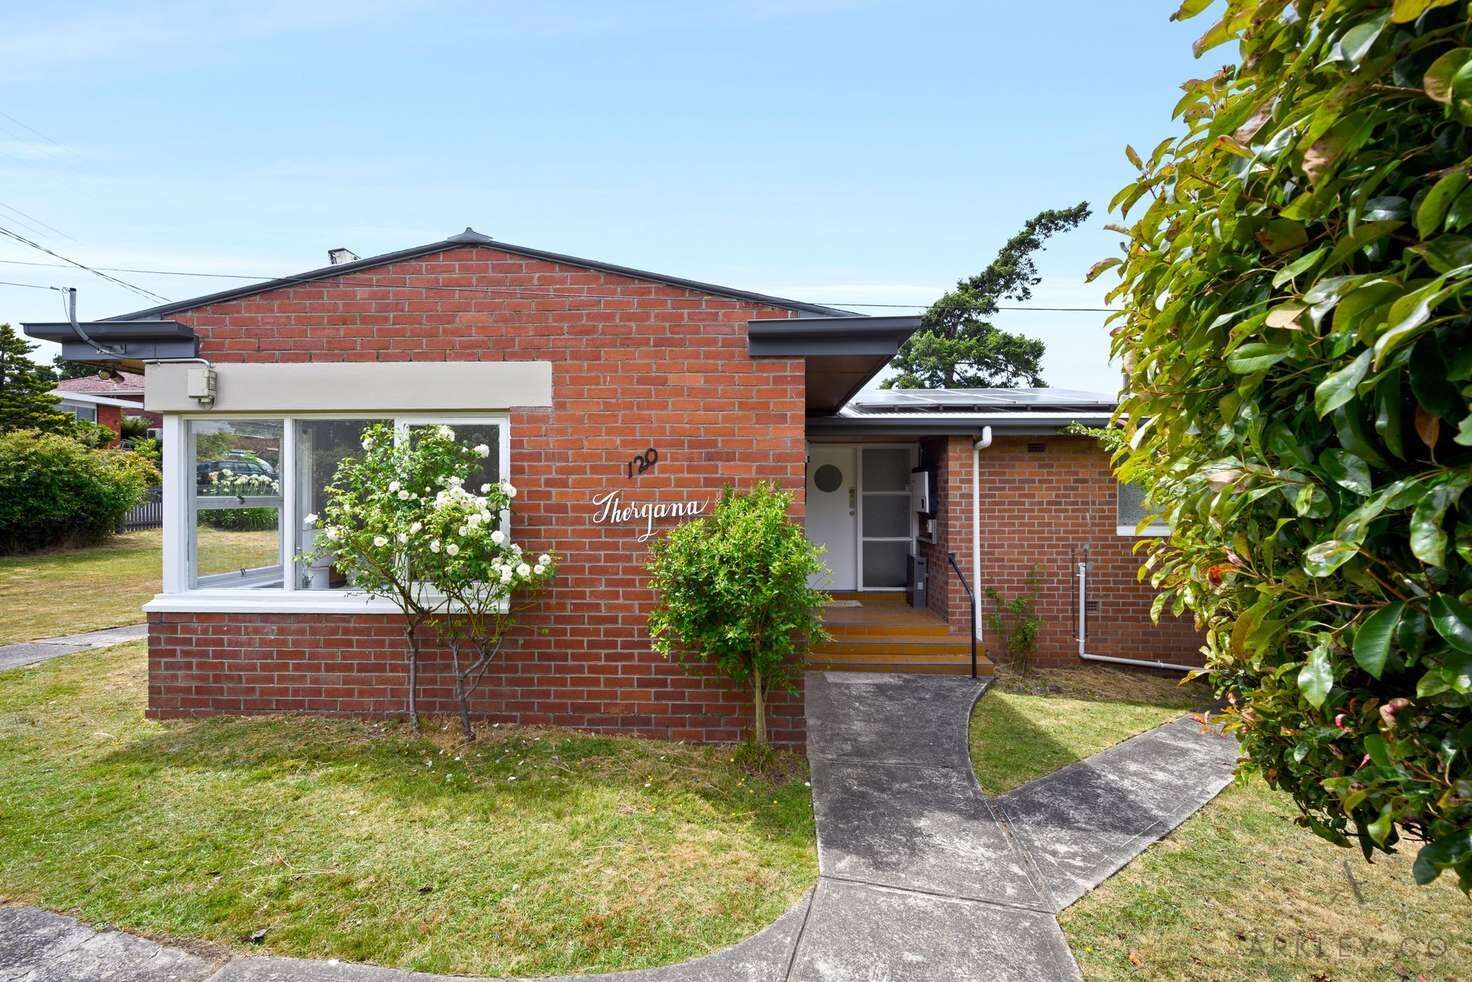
[24,230,1200,747]
[50,371,161,442]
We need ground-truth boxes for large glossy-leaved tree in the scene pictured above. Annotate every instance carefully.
[1100,0,1472,891]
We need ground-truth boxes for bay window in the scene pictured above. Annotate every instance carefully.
[153,413,509,612]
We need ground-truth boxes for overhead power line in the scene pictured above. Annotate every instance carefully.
[0,225,168,303]
[0,254,1116,312]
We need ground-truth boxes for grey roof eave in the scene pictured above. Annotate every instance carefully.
[746,315,921,356]
[806,411,1115,436]
[24,320,197,342]
[102,230,853,321]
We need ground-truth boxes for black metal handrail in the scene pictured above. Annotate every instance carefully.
[947,551,978,680]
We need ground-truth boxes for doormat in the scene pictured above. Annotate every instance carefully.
[824,600,862,608]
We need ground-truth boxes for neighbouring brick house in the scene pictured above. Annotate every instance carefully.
[25,229,1200,747]
[50,371,162,442]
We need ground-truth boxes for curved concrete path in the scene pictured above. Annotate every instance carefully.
[0,671,1237,982]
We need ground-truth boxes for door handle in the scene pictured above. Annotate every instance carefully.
[849,487,856,515]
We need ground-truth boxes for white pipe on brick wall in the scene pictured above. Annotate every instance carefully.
[1076,561,1198,673]
[972,426,991,642]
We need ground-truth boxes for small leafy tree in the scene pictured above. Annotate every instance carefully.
[884,202,1091,389]
[0,325,70,435]
[985,564,1045,674]
[648,483,828,747]
[1101,0,1472,891]
[305,423,554,734]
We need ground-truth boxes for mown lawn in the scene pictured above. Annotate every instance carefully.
[0,643,817,977]
[968,664,1210,794]
[0,527,281,644]
[0,530,162,644]
[967,664,1471,979]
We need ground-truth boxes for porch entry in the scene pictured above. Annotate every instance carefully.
[804,444,916,592]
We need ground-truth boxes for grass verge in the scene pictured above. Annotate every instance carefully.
[967,664,1209,794]
[0,643,816,977]
[967,663,1470,978]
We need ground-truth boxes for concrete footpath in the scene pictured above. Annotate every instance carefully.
[0,671,1238,982]
[0,624,147,673]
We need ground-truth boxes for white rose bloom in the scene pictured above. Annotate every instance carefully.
[480,483,491,493]
[373,535,388,548]
[501,568,514,583]
[397,532,409,543]
[446,543,460,556]
[490,529,505,545]
[503,482,518,498]
[388,480,400,492]
[326,527,341,540]
[516,562,532,577]
[430,540,441,553]
[512,543,523,554]
[398,489,410,500]
[480,510,492,522]
[303,512,318,525]
[457,526,468,537]
[538,554,551,566]
[410,522,422,533]
[475,443,490,458]
[437,425,454,439]
[533,564,545,575]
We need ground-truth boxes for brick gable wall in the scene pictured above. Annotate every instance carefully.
[147,245,808,747]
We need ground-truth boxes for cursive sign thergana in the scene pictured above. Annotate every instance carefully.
[591,490,709,541]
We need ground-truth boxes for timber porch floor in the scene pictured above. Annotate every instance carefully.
[811,591,993,676]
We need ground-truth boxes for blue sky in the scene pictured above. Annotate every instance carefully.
[1,1,1219,392]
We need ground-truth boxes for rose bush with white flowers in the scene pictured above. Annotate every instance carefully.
[303,422,555,736]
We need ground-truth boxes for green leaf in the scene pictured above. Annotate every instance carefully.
[1086,257,1122,283]
[1315,350,1372,417]
[1304,539,1359,577]
[1413,831,1472,885]
[1333,404,1390,469]
[1353,601,1404,679]
[1328,13,1389,70]
[1226,342,1290,374]
[1416,168,1469,238]
[1425,48,1472,104]
[1326,221,1400,269]
[1444,650,1472,693]
[1273,247,1327,288]
[1392,0,1457,22]
[1430,594,1472,653]
[1363,733,1393,769]
[1374,375,1406,460]
[1299,644,1334,709]
[1410,476,1469,567]
[1410,233,1472,274]
[1320,449,1372,496]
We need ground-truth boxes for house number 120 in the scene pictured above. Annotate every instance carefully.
[627,447,658,479]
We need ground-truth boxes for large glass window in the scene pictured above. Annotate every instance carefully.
[296,419,389,590]
[178,414,508,596]
[190,419,284,588]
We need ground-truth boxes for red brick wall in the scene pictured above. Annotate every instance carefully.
[148,244,810,746]
[147,613,802,745]
[96,404,122,444]
[977,435,1202,668]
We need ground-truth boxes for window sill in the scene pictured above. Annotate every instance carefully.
[1116,524,1171,537]
[145,590,407,615]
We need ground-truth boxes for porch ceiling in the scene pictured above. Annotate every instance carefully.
[747,315,921,413]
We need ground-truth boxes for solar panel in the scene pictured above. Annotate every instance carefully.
[848,388,1116,413]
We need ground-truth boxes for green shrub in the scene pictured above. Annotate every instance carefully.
[0,430,155,553]
[1101,0,1472,891]
[68,419,116,449]
[648,483,828,747]
[199,508,277,531]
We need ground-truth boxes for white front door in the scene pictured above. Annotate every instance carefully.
[805,446,857,590]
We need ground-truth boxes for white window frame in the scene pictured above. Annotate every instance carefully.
[149,411,511,614]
